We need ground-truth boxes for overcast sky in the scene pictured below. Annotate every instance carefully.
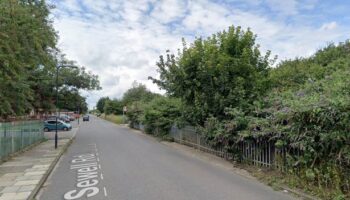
[49,0,350,109]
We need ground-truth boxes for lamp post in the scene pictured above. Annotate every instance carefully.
[55,64,77,149]
[77,106,80,125]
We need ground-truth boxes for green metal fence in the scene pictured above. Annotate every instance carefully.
[0,120,44,161]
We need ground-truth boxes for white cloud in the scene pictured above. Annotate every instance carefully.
[59,0,81,13]
[266,0,298,15]
[151,0,188,23]
[50,0,349,109]
[182,1,232,34]
[301,0,318,10]
[320,21,337,31]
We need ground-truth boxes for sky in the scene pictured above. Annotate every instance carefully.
[49,0,350,109]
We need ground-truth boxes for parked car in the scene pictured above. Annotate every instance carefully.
[69,115,75,121]
[59,114,69,121]
[83,115,89,121]
[44,120,72,132]
[60,114,75,121]
[46,116,70,123]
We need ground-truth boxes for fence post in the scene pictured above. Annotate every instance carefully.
[264,142,267,167]
[179,127,182,144]
[12,127,14,154]
[0,124,2,160]
[243,142,245,163]
[248,142,251,164]
[256,141,258,166]
[21,128,23,149]
[4,124,7,157]
[253,142,256,166]
[196,132,200,150]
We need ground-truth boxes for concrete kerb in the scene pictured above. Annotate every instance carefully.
[29,126,79,200]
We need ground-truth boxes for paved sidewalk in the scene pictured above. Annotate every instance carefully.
[0,124,78,200]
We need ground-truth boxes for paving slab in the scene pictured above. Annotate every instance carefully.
[0,122,78,200]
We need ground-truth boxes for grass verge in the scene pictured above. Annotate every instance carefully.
[104,114,126,124]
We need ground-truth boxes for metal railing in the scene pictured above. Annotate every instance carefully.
[169,125,289,168]
[132,122,145,132]
[132,123,288,169]
[0,120,44,161]
[170,126,234,159]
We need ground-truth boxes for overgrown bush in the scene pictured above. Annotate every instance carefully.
[126,101,145,128]
[202,43,350,198]
[142,97,181,137]
[267,67,350,197]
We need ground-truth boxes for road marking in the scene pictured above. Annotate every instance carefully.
[64,153,101,200]
[64,143,108,199]
[104,187,108,197]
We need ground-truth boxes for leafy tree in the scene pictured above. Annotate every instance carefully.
[0,0,57,117]
[150,26,274,125]
[0,0,101,118]
[57,88,88,113]
[96,97,110,113]
[122,82,160,106]
[104,99,123,115]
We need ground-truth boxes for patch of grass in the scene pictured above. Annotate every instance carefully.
[104,114,126,124]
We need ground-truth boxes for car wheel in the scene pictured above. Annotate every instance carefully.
[63,127,68,131]
[44,127,49,132]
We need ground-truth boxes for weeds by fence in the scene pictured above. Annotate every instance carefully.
[134,123,288,169]
[0,120,44,161]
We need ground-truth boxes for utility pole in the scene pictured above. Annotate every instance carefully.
[55,66,59,149]
[55,64,77,149]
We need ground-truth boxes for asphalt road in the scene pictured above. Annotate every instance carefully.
[37,115,295,200]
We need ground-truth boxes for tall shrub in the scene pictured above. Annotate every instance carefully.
[142,97,181,136]
[150,26,274,125]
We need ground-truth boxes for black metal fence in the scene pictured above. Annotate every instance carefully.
[134,123,290,169]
